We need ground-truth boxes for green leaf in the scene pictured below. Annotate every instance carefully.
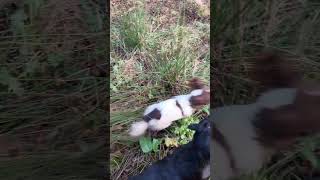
[203,106,209,114]
[152,138,161,152]
[139,136,153,153]
[171,117,199,145]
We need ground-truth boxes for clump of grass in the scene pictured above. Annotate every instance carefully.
[119,8,148,51]
[145,25,207,91]
[111,22,209,108]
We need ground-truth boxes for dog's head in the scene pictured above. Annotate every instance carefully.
[189,117,211,150]
[188,117,211,132]
[189,89,210,108]
[248,52,302,90]
[253,88,320,150]
[188,77,206,90]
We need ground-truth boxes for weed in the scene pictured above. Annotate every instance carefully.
[171,117,200,145]
[139,137,162,153]
[119,8,148,51]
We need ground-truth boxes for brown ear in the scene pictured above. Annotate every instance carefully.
[190,90,210,107]
[253,101,320,150]
[248,52,302,90]
[188,77,205,90]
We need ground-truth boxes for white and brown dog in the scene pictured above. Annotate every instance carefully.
[211,53,320,180]
[129,78,210,137]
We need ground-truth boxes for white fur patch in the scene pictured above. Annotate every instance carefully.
[173,94,194,116]
[129,121,149,137]
[130,89,207,136]
[190,89,204,96]
[211,140,233,180]
[211,105,271,179]
[202,164,211,179]
[146,99,184,131]
[255,88,296,108]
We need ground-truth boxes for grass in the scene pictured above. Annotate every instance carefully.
[119,8,147,51]
[110,0,209,179]
[0,0,107,179]
[213,0,320,179]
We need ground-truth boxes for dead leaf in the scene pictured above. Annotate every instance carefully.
[164,137,178,148]
[111,124,124,131]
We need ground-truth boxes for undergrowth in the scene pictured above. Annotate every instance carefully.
[0,0,107,179]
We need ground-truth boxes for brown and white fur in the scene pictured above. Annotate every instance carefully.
[129,78,210,137]
[210,52,320,180]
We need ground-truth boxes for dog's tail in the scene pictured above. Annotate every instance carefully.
[129,121,149,137]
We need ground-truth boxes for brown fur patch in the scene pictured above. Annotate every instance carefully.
[190,90,210,107]
[248,52,302,90]
[253,88,320,150]
[188,77,206,90]
[143,108,161,122]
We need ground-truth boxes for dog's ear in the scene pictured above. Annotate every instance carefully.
[253,106,302,149]
[253,101,320,150]
[188,77,205,90]
[189,119,210,132]
[248,52,302,90]
[190,90,210,107]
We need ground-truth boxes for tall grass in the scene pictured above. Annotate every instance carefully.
[120,9,148,51]
[0,0,107,179]
[111,7,209,117]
